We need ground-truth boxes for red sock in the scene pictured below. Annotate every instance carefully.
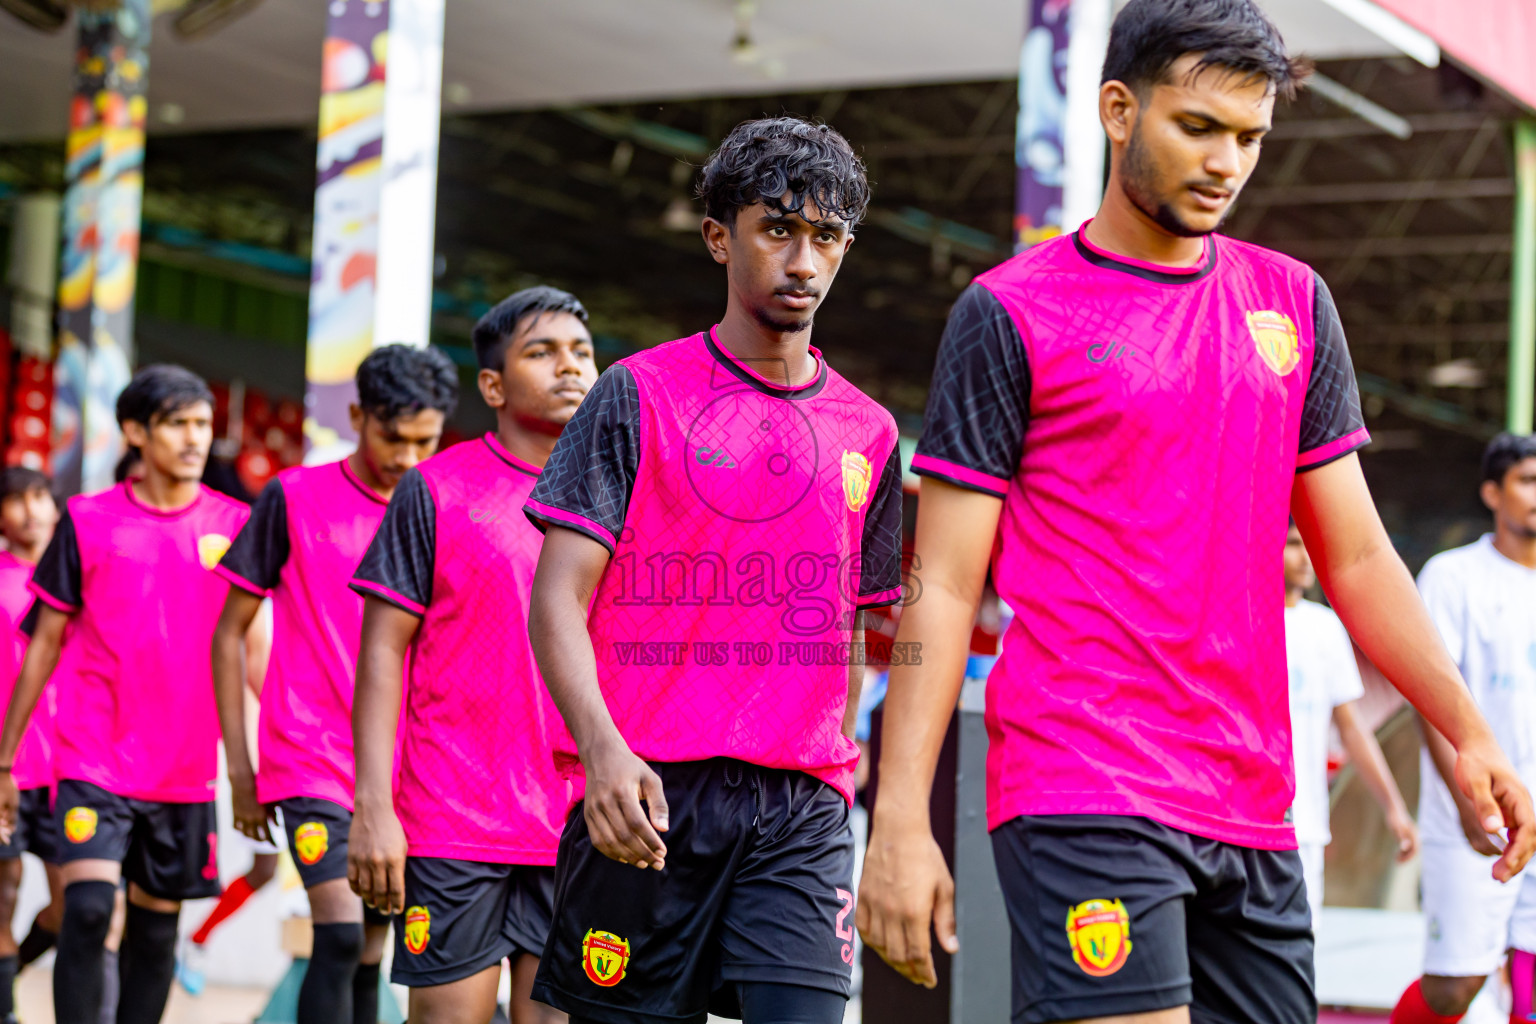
[190,876,256,946]
[1391,979,1466,1024]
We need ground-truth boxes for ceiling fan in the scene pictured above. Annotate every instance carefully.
[728,0,823,81]
[0,0,263,40]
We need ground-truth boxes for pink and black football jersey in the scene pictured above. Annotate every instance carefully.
[28,483,250,802]
[524,329,905,803]
[913,226,1370,848]
[0,552,52,791]
[351,435,573,864]
[216,460,388,809]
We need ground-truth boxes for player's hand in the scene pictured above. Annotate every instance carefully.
[347,799,408,915]
[1453,735,1535,880]
[581,738,668,871]
[0,772,16,845]
[1387,808,1419,863]
[857,816,958,989]
[230,771,275,845]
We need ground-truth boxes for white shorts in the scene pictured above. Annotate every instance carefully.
[1422,840,1536,975]
[1299,841,1325,926]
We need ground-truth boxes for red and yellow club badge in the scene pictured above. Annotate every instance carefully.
[841,451,872,512]
[293,821,328,866]
[581,929,630,988]
[1246,310,1300,377]
[63,806,97,844]
[404,906,430,955]
[1065,898,1132,977]
[197,533,232,571]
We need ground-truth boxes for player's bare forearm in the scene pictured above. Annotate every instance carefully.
[870,479,1001,829]
[1294,457,1491,749]
[0,606,65,766]
[353,596,418,812]
[843,623,865,740]
[1335,702,1410,824]
[211,587,263,785]
[529,525,624,758]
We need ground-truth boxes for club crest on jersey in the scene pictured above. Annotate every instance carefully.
[581,929,630,987]
[293,822,328,865]
[841,451,872,512]
[1247,310,1300,376]
[197,533,232,571]
[63,806,97,844]
[404,906,430,954]
[1065,898,1132,977]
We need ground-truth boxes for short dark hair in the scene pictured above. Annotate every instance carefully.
[696,117,871,232]
[1482,432,1536,486]
[0,466,51,504]
[472,286,589,372]
[116,364,214,431]
[355,344,460,423]
[1102,0,1310,101]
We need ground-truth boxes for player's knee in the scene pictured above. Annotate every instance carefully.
[62,880,117,941]
[311,920,365,965]
[0,860,22,910]
[1420,974,1486,1017]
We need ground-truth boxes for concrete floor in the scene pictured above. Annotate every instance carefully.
[16,969,270,1024]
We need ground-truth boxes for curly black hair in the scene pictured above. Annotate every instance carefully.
[1483,432,1536,486]
[472,286,589,372]
[356,343,460,423]
[1103,0,1310,101]
[696,116,871,232]
[116,364,213,430]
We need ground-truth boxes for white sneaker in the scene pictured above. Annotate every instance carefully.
[175,938,207,997]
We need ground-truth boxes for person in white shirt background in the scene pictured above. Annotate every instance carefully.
[1284,521,1419,927]
[1390,432,1536,1023]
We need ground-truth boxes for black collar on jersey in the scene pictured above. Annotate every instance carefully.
[705,327,828,401]
[481,433,539,477]
[1072,227,1219,285]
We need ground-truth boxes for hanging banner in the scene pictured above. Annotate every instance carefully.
[53,0,148,495]
[1015,0,1110,252]
[303,0,444,464]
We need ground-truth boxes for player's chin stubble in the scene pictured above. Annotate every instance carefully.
[1122,130,1227,240]
[750,304,814,335]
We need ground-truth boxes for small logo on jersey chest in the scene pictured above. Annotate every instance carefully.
[1086,340,1134,363]
[1247,310,1300,376]
[469,508,503,524]
[404,906,431,954]
[581,929,630,987]
[841,451,872,512]
[197,534,231,571]
[694,446,737,469]
[1065,898,1132,977]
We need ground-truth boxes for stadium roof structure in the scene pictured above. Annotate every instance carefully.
[0,0,1525,141]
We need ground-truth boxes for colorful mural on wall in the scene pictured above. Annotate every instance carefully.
[304,0,389,463]
[53,0,148,495]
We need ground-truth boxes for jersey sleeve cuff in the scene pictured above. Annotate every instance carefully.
[213,562,271,598]
[1297,427,1370,472]
[349,578,427,617]
[857,586,904,610]
[910,453,1009,498]
[523,499,618,554]
[26,580,78,614]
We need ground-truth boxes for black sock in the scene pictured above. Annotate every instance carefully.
[98,949,119,1024]
[115,902,179,1024]
[53,880,115,1024]
[352,960,380,1024]
[298,923,362,1024]
[18,919,55,968]
[0,954,16,1019]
